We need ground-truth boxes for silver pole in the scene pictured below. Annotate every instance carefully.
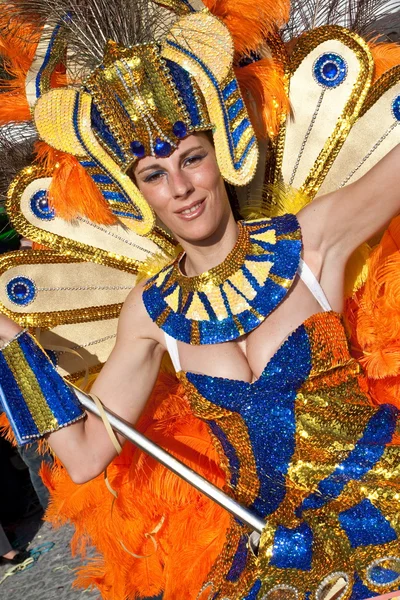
[74,388,265,535]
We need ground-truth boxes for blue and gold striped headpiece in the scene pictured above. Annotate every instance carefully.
[32,1,259,235]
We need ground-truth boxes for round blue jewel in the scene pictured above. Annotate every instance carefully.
[322,62,338,79]
[392,95,400,121]
[30,190,55,220]
[173,120,188,139]
[130,140,145,158]
[313,53,347,88]
[154,138,172,157]
[6,276,36,306]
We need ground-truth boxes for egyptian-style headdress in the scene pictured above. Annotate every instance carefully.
[1,0,290,236]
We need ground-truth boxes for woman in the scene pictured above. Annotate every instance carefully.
[2,131,400,597]
[1,0,400,598]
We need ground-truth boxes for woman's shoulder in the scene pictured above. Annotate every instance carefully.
[119,280,165,345]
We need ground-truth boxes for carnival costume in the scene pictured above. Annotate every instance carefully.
[1,0,400,599]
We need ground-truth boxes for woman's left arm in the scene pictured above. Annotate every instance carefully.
[299,145,400,260]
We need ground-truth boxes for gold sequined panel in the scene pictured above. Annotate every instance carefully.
[180,373,262,599]
[86,42,188,163]
[270,25,374,202]
[7,165,175,273]
[258,312,400,597]
[0,250,123,329]
[179,374,260,507]
[272,315,372,512]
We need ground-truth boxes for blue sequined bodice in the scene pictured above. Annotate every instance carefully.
[178,311,400,600]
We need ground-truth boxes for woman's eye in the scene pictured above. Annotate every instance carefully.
[184,154,205,167]
[144,171,164,183]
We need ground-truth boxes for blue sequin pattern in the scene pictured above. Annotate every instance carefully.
[7,277,37,306]
[143,215,302,345]
[0,331,84,445]
[313,53,348,88]
[30,190,55,221]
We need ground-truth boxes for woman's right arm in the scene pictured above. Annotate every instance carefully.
[0,285,165,484]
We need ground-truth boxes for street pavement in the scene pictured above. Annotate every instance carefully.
[0,515,163,600]
[0,518,99,600]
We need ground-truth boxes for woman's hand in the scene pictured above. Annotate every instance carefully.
[0,314,22,346]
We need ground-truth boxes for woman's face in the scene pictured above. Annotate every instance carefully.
[133,133,231,243]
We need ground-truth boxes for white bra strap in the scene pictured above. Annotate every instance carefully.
[164,332,182,372]
[297,258,332,312]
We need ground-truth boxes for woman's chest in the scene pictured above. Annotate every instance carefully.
[175,277,324,383]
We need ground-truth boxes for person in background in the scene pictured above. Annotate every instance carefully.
[0,522,29,565]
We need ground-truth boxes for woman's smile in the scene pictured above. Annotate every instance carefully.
[175,198,206,220]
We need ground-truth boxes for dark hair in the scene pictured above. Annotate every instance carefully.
[225,181,242,222]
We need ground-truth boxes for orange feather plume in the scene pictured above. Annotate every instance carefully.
[235,57,290,139]
[34,141,66,170]
[47,155,117,225]
[368,39,400,82]
[203,0,290,57]
[0,16,67,125]
[346,215,400,409]
[0,18,38,123]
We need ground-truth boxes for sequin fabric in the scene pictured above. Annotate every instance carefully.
[176,311,400,599]
[0,331,84,445]
[143,215,302,345]
[32,9,258,238]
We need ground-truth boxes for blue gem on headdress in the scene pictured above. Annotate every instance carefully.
[313,53,347,88]
[7,277,37,306]
[173,121,188,139]
[154,138,172,157]
[30,190,55,221]
[392,95,400,121]
[130,141,145,158]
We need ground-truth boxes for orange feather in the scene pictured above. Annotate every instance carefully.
[47,155,116,225]
[203,0,290,57]
[235,57,290,139]
[0,17,66,125]
[0,19,39,123]
[345,216,400,410]
[368,39,400,81]
[34,141,67,171]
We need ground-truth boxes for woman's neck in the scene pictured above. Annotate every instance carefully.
[178,211,239,277]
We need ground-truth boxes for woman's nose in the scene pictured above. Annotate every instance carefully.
[169,170,194,199]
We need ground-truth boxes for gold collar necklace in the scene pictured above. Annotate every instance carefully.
[143,215,302,345]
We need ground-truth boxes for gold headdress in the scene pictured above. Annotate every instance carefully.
[4,0,267,238]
